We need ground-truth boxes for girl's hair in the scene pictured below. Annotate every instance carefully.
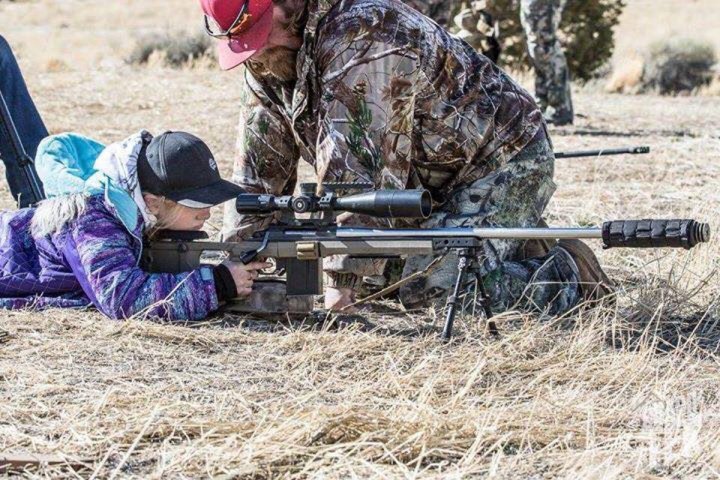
[31,193,89,237]
[30,193,187,238]
[144,196,187,238]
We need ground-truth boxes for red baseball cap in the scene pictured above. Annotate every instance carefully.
[199,0,274,71]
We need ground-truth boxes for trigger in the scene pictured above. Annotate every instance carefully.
[240,251,259,264]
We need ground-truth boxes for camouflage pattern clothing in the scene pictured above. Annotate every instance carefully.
[402,0,500,62]
[399,131,581,315]
[520,0,574,125]
[402,0,455,27]
[224,0,580,313]
[453,1,501,63]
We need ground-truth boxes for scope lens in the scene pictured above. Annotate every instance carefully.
[418,190,432,218]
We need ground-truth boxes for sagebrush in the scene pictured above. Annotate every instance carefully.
[641,38,717,95]
[127,31,213,68]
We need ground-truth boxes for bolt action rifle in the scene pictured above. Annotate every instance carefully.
[0,90,45,207]
[144,182,710,340]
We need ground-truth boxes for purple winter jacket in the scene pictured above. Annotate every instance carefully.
[0,194,219,320]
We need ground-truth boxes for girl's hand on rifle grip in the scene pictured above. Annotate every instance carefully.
[222,260,272,297]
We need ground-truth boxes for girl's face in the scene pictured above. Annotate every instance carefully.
[162,204,212,231]
[144,194,212,231]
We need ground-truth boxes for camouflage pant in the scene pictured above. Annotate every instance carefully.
[402,0,500,63]
[398,131,581,316]
[454,5,501,63]
[520,0,573,123]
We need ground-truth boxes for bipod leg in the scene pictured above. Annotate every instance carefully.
[474,271,499,336]
[442,248,472,341]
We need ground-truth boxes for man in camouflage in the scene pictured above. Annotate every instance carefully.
[520,0,574,126]
[200,0,609,313]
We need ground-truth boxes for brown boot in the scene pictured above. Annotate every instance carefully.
[557,239,615,302]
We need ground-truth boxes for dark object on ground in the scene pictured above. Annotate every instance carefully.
[554,146,650,159]
[0,452,91,473]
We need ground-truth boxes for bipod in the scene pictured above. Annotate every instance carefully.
[442,247,499,341]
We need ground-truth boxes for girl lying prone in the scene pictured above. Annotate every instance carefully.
[0,130,267,320]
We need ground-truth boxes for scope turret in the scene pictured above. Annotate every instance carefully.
[236,189,432,219]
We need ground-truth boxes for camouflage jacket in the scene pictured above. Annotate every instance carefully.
[228,0,542,240]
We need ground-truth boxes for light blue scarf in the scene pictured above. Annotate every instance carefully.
[35,131,153,233]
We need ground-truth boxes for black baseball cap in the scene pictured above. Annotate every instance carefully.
[137,131,244,208]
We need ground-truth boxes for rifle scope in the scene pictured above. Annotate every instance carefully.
[236,189,432,219]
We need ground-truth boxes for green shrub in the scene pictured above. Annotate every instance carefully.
[127,31,213,68]
[640,38,717,95]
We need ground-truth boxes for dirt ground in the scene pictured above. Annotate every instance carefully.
[1,0,719,478]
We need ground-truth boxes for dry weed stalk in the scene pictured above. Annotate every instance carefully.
[0,2,719,475]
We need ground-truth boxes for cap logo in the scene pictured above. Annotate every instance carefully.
[232,12,254,35]
[209,157,218,171]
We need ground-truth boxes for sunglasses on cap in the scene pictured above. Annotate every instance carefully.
[203,1,252,39]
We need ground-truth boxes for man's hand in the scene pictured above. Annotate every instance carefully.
[324,287,357,312]
[222,260,271,297]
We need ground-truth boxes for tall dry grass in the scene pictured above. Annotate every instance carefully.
[0,0,719,477]
[1,252,718,478]
[0,82,718,476]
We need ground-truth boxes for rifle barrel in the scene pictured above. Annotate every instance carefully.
[336,227,601,240]
[336,218,709,250]
[554,146,650,159]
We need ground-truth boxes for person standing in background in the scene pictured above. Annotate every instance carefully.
[520,0,574,126]
[453,1,500,63]
[0,35,48,205]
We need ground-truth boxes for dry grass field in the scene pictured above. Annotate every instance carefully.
[1,0,719,478]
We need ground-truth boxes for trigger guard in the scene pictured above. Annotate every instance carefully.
[263,257,280,274]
